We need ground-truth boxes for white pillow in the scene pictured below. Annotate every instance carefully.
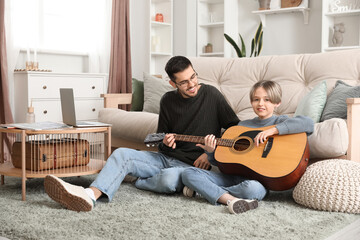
[143,72,174,114]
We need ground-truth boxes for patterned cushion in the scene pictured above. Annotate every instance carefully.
[293,159,360,214]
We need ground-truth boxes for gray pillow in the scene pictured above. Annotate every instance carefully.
[320,80,360,121]
[143,72,174,114]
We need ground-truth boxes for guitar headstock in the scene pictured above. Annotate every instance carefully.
[144,133,166,147]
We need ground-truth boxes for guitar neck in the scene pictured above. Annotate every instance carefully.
[174,134,233,147]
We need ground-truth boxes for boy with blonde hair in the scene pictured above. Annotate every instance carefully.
[181,80,314,214]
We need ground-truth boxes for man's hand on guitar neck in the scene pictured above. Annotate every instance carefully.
[254,127,279,147]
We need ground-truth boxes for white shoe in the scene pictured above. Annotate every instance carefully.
[227,198,258,214]
[44,175,94,212]
[183,186,197,197]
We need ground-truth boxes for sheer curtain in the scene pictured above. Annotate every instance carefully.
[1,0,14,161]
[108,0,132,110]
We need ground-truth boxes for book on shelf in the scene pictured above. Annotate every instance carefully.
[0,121,72,131]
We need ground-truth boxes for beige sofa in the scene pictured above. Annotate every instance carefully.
[99,49,360,162]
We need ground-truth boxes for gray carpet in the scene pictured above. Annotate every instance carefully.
[0,175,358,240]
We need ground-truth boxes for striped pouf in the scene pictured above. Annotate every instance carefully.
[293,159,360,214]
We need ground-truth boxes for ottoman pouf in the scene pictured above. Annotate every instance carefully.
[293,159,360,213]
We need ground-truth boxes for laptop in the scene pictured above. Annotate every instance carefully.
[60,88,111,128]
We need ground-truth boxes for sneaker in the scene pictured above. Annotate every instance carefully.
[123,175,138,183]
[44,175,94,212]
[183,186,197,197]
[227,198,258,214]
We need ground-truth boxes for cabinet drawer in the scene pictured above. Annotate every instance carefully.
[75,99,104,120]
[28,76,105,99]
[32,99,104,122]
[32,100,62,122]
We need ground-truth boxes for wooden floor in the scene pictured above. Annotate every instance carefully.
[326,218,360,240]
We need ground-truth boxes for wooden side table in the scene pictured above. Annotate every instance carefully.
[0,126,111,201]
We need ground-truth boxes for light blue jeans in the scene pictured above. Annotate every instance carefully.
[90,148,191,201]
[181,167,267,205]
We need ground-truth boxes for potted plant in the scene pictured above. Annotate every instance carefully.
[224,21,263,58]
[258,0,271,10]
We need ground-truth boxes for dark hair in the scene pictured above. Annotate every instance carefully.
[250,80,282,104]
[165,56,193,82]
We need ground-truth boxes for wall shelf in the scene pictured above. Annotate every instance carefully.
[198,52,224,57]
[198,22,224,28]
[325,9,360,17]
[321,0,360,52]
[252,7,310,27]
[324,46,360,52]
[197,0,238,57]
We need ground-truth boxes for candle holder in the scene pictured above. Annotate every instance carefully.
[26,61,33,71]
[33,62,39,71]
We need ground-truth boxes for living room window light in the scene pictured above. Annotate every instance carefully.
[10,0,110,53]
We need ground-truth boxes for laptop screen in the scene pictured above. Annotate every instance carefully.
[59,88,77,126]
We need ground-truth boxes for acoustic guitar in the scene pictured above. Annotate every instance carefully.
[144,125,309,191]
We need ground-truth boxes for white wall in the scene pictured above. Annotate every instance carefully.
[130,0,150,81]
[173,0,197,56]
[237,0,322,56]
[16,50,88,73]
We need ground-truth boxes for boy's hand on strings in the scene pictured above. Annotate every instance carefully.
[254,127,279,147]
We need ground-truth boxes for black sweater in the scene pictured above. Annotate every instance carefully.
[157,84,239,165]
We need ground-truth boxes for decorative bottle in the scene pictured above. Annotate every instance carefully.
[26,105,35,123]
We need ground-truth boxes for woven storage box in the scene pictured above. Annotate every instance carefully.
[12,138,90,171]
[293,159,360,214]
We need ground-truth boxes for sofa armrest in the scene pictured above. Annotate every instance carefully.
[346,98,360,162]
[101,93,132,108]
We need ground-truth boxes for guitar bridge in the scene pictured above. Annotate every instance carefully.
[262,137,274,158]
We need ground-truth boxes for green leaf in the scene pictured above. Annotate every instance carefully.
[250,38,255,57]
[254,21,263,44]
[224,33,243,58]
[239,34,246,57]
[257,31,263,56]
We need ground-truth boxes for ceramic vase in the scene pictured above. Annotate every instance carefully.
[258,0,271,10]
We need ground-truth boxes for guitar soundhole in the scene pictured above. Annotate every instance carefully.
[233,138,251,152]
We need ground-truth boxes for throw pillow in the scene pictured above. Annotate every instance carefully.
[130,78,144,111]
[143,72,174,114]
[294,81,327,123]
[320,80,360,121]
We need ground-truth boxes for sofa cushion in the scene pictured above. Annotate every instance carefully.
[321,80,360,121]
[98,108,158,142]
[308,118,348,159]
[294,81,327,123]
[130,78,144,111]
[143,72,173,114]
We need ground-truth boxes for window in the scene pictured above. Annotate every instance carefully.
[11,0,110,53]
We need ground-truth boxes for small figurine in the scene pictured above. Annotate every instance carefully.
[332,23,345,47]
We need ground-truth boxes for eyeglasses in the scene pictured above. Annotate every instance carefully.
[175,72,198,87]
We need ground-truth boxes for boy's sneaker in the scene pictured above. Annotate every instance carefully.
[44,175,94,212]
[227,198,258,214]
[183,186,197,197]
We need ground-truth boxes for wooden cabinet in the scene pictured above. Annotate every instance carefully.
[196,0,238,57]
[149,0,173,75]
[322,0,360,52]
[14,72,107,123]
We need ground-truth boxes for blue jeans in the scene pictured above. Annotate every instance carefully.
[181,167,267,205]
[90,148,191,201]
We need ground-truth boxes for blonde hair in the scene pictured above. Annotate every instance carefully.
[250,80,282,104]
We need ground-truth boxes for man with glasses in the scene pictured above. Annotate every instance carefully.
[44,56,239,212]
